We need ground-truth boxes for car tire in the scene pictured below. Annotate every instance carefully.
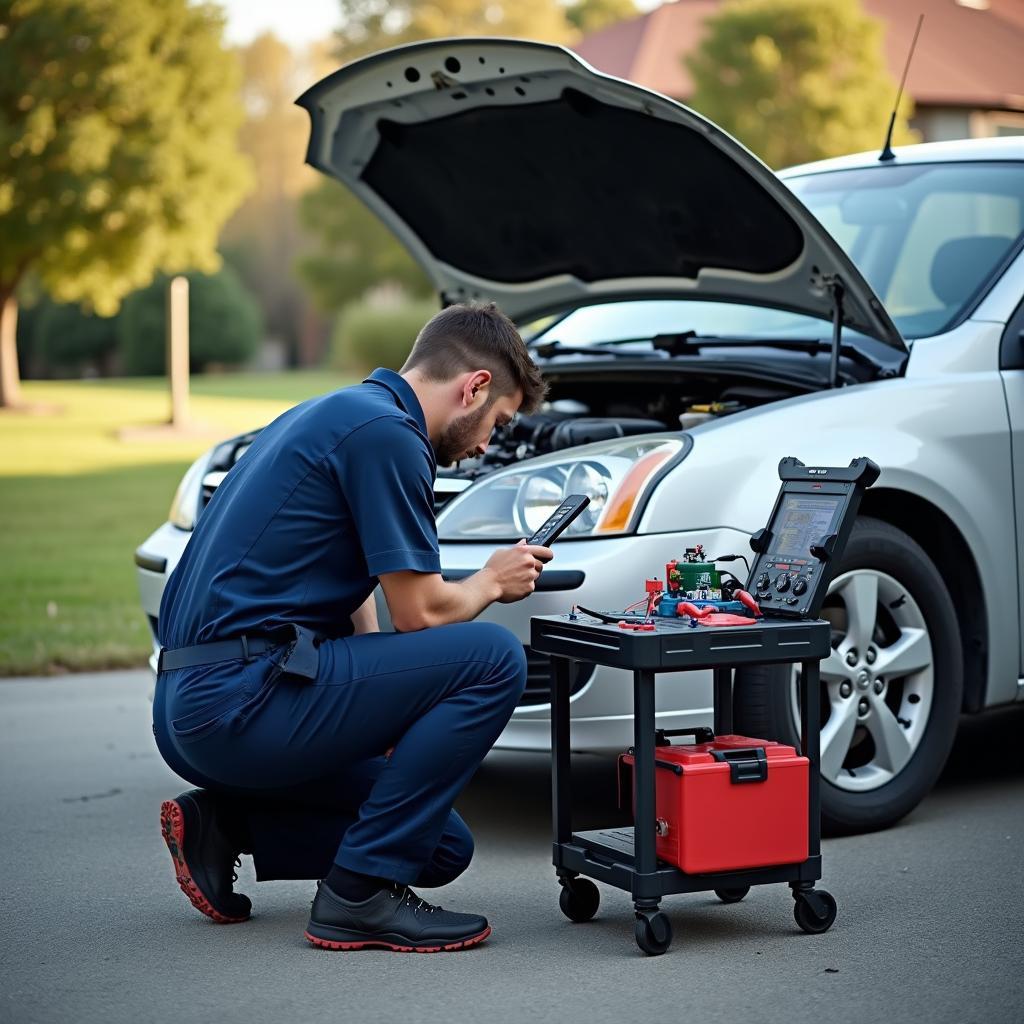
[733,516,963,835]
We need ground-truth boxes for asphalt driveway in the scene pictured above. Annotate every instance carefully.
[1,671,1022,1024]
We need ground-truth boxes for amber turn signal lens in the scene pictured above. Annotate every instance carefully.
[594,449,673,533]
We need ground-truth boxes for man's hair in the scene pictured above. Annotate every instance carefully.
[401,302,547,414]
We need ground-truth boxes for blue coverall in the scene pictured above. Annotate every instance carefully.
[152,369,527,886]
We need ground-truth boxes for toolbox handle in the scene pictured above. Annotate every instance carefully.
[617,752,682,810]
[711,747,769,784]
[654,727,715,747]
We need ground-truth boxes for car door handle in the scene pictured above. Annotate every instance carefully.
[441,569,585,591]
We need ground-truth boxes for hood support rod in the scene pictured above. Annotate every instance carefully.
[829,277,845,389]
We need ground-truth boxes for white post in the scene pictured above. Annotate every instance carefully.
[167,275,189,428]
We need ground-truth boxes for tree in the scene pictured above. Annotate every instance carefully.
[118,266,263,376]
[298,0,576,317]
[298,180,434,314]
[0,0,251,406]
[221,33,325,366]
[686,0,917,170]
[565,0,639,34]
[332,0,574,63]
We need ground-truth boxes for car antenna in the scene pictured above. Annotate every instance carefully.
[879,13,924,163]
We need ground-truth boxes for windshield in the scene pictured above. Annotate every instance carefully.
[529,161,1024,350]
[788,161,1024,338]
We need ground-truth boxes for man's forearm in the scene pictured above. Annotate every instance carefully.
[384,569,502,632]
[411,570,502,629]
[447,568,503,624]
[380,543,546,632]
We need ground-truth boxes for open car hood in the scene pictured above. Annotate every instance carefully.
[297,38,906,353]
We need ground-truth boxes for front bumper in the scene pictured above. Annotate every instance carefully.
[135,522,192,672]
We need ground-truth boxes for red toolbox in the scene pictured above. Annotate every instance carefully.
[622,734,809,874]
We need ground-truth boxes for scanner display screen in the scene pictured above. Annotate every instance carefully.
[773,495,841,560]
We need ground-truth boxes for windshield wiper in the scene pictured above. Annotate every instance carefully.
[531,338,663,359]
[651,330,878,374]
[533,331,878,373]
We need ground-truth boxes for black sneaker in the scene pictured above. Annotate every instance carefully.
[305,882,490,952]
[160,790,252,924]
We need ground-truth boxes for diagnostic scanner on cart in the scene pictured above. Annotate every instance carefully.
[747,456,879,619]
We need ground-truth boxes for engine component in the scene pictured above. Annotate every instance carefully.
[546,417,665,451]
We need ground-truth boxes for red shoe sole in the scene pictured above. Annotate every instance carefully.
[304,925,492,953]
[160,799,249,924]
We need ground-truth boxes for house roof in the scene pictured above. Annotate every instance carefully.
[574,0,1024,113]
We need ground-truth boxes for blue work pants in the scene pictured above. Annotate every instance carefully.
[152,621,527,885]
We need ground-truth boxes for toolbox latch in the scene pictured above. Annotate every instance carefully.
[711,747,769,783]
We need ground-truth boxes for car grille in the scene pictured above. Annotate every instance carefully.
[519,645,596,707]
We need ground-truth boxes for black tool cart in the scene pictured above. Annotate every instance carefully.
[529,457,881,955]
[531,613,837,955]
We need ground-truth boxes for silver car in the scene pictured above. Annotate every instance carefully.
[135,39,1024,834]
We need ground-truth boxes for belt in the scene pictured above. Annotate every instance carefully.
[157,624,320,681]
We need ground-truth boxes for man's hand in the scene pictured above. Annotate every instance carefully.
[482,539,554,603]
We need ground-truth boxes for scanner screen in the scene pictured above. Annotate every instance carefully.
[773,495,841,560]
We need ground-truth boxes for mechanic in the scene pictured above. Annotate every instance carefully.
[152,302,549,953]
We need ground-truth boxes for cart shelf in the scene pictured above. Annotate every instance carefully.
[557,827,823,899]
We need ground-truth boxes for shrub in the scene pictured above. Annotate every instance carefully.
[16,298,119,378]
[118,265,263,375]
[36,301,120,376]
[331,298,438,374]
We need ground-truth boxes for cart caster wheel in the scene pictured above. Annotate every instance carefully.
[793,889,837,934]
[559,878,600,923]
[634,910,672,956]
[714,886,750,904]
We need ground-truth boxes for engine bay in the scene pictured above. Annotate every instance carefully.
[440,370,811,483]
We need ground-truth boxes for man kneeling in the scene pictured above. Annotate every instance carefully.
[153,302,549,952]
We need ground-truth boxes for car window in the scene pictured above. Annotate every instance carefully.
[788,162,1024,337]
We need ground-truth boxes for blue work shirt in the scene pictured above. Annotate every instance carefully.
[158,368,440,651]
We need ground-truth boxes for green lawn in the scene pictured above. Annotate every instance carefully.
[0,371,353,675]
[88,369,350,404]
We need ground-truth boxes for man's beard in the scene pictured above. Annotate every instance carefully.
[434,404,491,467]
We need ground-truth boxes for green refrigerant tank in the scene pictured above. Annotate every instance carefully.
[666,545,722,597]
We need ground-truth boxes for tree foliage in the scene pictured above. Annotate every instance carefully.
[221,32,327,364]
[332,0,574,63]
[236,33,320,204]
[117,267,263,376]
[565,0,639,34]
[0,0,251,403]
[686,0,917,170]
[298,181,433,314]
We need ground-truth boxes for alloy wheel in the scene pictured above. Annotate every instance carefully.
[789,569,934,792]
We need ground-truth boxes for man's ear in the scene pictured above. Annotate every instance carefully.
[462,369,493,409]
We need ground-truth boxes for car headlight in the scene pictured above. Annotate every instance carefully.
[168,453,212,531]
[437,436,691,541]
